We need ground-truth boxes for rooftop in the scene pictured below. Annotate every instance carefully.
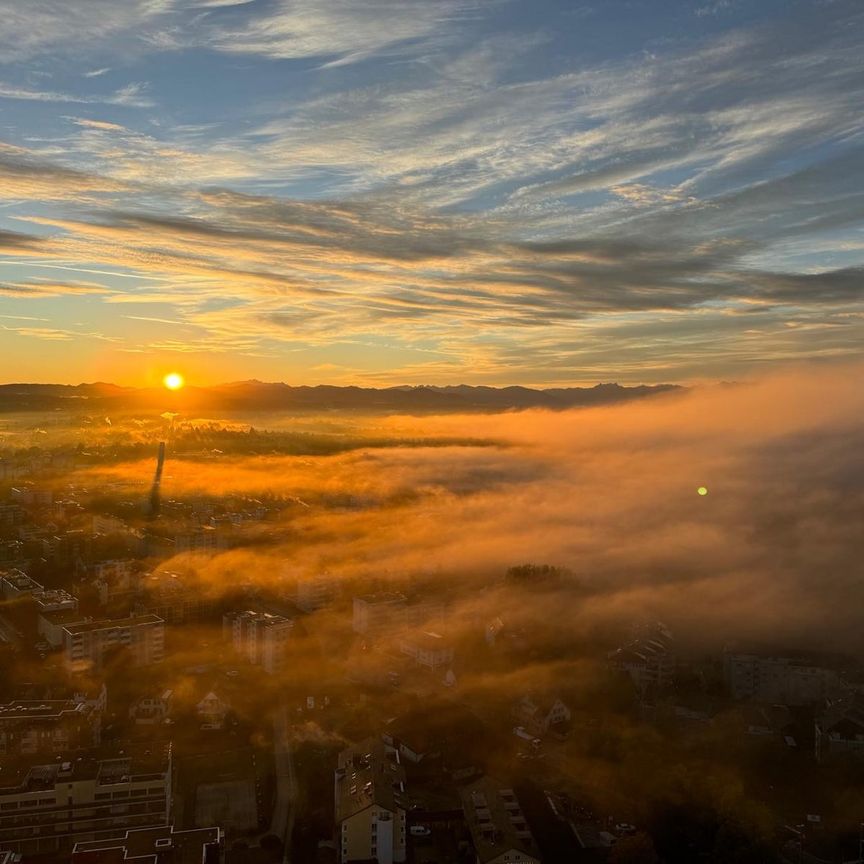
[0,699,93,722]
[460,777,539,864]
[63,614,164,636]
[356,592,408,605]
[72,825,222,864]
[335,737,407,822]
[0,744,171,794]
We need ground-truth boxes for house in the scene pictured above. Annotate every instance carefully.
[608,622,675,696]
[197,691,231,730]
[128,690,173,726]
[512,694,570,738]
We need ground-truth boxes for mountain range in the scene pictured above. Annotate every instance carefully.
[0,381,681,413]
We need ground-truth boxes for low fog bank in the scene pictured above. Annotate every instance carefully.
[75,360,864,654]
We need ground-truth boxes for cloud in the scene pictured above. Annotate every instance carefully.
[0,279,112,297]
[202,0,480,64]
[0,81,154,108]
[0,3,861,382]
[0,146,127,201]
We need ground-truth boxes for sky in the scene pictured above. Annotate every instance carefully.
[0,0,862,387]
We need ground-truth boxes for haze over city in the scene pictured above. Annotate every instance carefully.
[0,2,862,864]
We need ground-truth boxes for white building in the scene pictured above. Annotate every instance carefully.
[0,746,171,858]
[62,615,165,672]
[335,738,408,864]
[398,631,454,671]
[223,610,294,674]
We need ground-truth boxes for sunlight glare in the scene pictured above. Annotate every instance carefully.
[163,372,185,391]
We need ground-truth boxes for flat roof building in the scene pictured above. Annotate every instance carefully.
[71,824,224,863]
[0,698,101,756]
[0,745,171,858]
[460,777,541,864]
[223,610,293,675]
[63,615,165,673]
[335,738,408,864]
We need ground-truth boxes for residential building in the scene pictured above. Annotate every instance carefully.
[196,691,231,730]
[0,745,171,858]
[460,777,541,864]
[815,694,864,760]
[38,608,89,649]
[223,610,293,674]
[724,648,845,705]
[0,699,101,755]
[71,824,224,863]
[335,737,408,864]
[293,571,338,613]
[0,570,40,600]
[608,623,675,696]
[397,631,454,671]
[91,515,129,536]
[136,571,203,624]
[128,691,173,726]
[32,587,78,614]
[62,615,165,673]
[174,525,226,554]
[512,694,571,738]
[352,593,408,635]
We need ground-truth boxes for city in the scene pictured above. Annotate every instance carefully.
[0,374,861,863]
[1,0,863,861]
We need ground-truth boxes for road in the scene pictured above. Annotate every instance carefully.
[269,703,298,863]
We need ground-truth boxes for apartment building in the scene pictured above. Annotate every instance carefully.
[460,777,541,864]
[293,572,338,613]
[0,569,40,600]
[223,610,294,674]
[335,738,408,864]
[352,593,408,635]
[397,630,455,671]
[0,746,171,858]
[724,649,845,705]
[72,825,224,863]
[62,615,165,673]
[0,699,101,756]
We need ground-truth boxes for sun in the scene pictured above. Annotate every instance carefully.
[163,372,185,391]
